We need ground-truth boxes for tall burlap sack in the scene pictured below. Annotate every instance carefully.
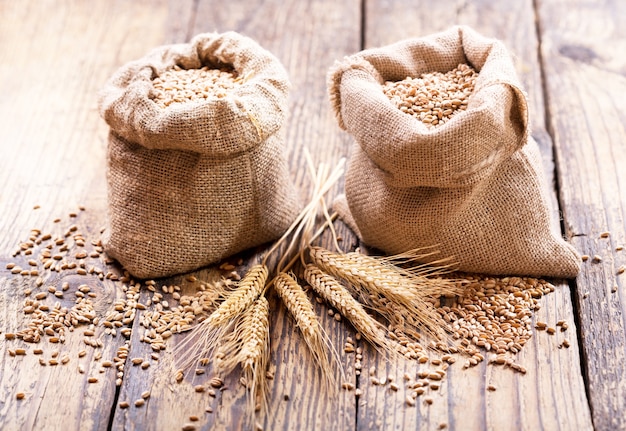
[98,32,300,279]
[328,26,580,278]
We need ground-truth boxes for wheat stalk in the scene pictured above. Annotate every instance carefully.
[261,153,345,273]
[308,246,459,346]
[303,264,399,358]
[238,296,270,420]
[274,272,342,393]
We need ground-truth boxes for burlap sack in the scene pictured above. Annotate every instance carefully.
[328,26,580,278]
[99,32,300,279]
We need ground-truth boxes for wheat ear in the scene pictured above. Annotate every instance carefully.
[274,272,342,393]
[238,296,271,419]
[308,247,459,346]
[173,264,268,373]
[303,264,399,358]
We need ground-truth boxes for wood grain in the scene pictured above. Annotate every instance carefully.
[189,0,361,191]
[0,1,170,430]
[111,1,363,430]
[1,0,622,430]
[358,0,593,430]
[537,0,626,429]
[0,213,134,431]
[190,2,362,430]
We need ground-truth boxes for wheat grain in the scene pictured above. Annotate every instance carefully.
[382,63,477,127]
[151,65,242,108]
[440,273,554,362]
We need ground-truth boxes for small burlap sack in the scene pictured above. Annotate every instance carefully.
[98,32,300,279]
[328,26,580,278]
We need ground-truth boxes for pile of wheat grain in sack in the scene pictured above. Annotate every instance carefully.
[98,31,300,279]
[328,25,580,278]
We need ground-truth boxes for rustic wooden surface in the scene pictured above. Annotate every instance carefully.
[536,0,626,430]
[0,0,623,430]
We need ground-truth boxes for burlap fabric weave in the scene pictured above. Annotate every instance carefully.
[99,32,299,279]
[328,26,580,278]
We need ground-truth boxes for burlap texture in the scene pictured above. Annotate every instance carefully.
[328,26,580,278]
[99,32,300,279]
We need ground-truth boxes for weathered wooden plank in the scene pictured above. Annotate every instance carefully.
[109,1,363,430]
[0,1,171,430]
[1,0,363,429]
[0,213,136,431]
[190,0,360,183]
[536,0,626,429]
[0,0,171,248]
[356,0,593,430]
[191,1,363,429]
[198,0,362,426]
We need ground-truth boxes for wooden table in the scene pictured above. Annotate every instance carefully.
[1,1,624,430]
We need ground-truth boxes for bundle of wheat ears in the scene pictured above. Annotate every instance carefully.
[174,151,462,426]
